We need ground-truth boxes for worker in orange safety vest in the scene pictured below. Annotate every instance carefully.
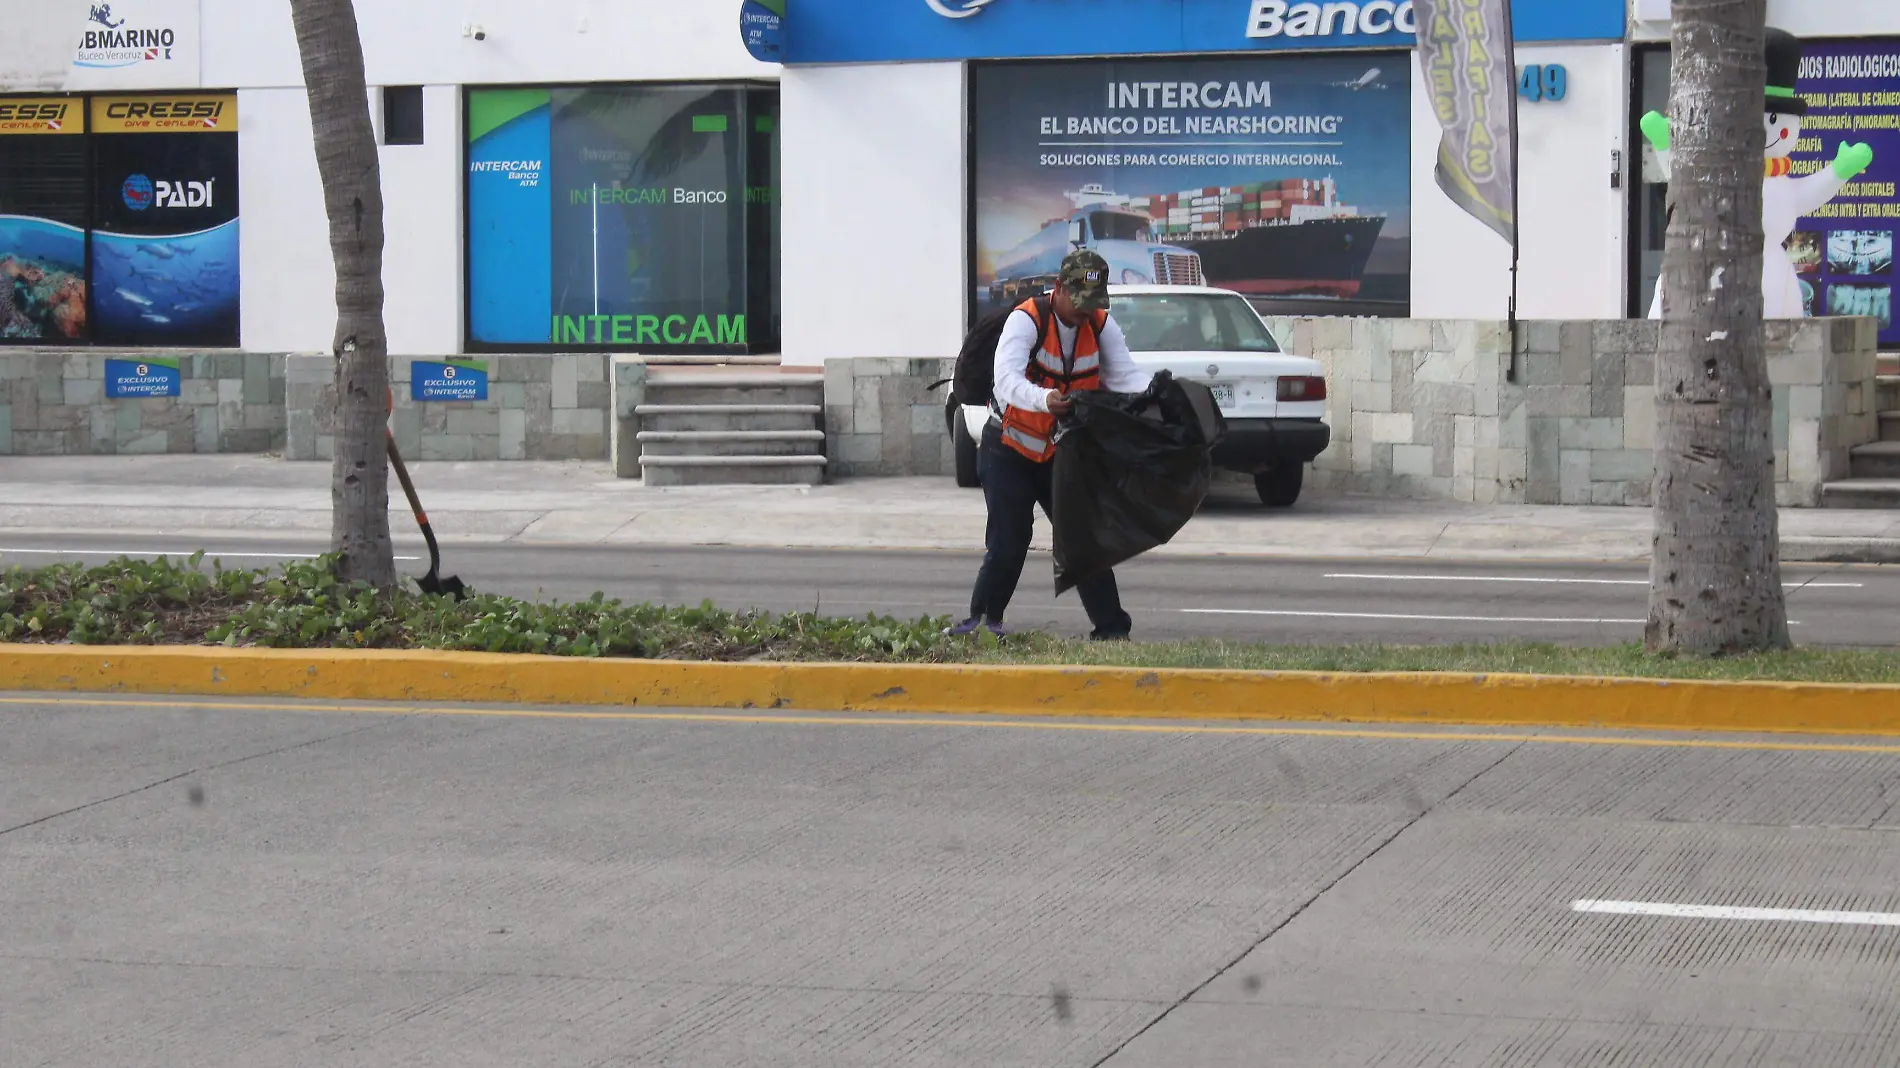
[949,248,1153,641]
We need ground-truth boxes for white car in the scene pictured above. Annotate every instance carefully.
[946,285,1331,507]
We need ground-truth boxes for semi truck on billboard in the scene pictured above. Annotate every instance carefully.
[988,185,1204,307]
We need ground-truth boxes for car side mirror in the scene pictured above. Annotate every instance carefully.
[1068,221,1085,248]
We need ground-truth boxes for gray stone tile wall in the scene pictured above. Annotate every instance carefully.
[1265,316,1881,508]
[0,350,283,456]
[285,353,611,462]
[824,357,957,478]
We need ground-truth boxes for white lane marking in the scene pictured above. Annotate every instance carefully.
[1326,573,1861,589]
[0,548,421,561]
[1574,899,1900,927]
[1186,608,1804,626]
[1184,608,1646,624]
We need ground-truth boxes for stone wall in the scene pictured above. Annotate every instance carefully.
[1,350,284,456]
[1264,316,1881,507]
[823,357,958,478]
[284,353,611,462]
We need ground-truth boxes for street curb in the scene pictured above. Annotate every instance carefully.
[1781,537,1900,565]
[6,645,1900,736]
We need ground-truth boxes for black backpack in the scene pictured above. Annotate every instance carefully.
[932,296,1049,407]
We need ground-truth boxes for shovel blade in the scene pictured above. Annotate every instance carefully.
[418,573,469,601]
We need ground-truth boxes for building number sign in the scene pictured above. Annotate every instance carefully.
[1518,64,1569,103]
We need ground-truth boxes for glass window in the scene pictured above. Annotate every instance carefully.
[969,54,1411,325]
[1635,39,1898,347]
[466,83,777,353]
[1632,47,1670,318]
[1113,292,1283,352]
[384,86,424,146]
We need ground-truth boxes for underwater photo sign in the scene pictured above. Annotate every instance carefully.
[89,93,241,348]
[0,96,91,343]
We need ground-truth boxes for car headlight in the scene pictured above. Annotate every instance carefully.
[1122,269,1152,285]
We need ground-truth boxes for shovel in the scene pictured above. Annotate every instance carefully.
[386,430,468,600]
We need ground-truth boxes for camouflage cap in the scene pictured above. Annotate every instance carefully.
[1059,248,1111,312]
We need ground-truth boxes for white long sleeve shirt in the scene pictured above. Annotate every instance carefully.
[992,307,1152,414]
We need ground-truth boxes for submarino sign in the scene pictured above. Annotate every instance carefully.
[68,0,201,89]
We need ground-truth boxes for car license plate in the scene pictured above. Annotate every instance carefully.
[1210,383,1236,409]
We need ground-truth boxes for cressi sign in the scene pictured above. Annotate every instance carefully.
[0,98,84,135]
[92,95,238,134]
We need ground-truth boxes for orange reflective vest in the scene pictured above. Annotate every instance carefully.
[998,298,1106,463]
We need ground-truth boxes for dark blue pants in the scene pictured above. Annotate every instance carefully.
[968,424,1133,638]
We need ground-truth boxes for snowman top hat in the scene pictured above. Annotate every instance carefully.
[1765,28,1807,116]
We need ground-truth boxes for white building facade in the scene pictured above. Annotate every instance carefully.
[0,0,1893,462]
[0,0,779,360]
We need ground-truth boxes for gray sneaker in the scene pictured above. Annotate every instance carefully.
[946,618,1007,638]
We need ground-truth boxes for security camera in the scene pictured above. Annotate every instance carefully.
[462,23,487,41]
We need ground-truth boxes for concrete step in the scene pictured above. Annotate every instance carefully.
[1849,440,1900,479]
[633,403,822,433]
[1880,410,1900,443]
[1878,376,1900,414]
[1879,354,1899,377]
[640,454,826,487]
[637,430,825,458]
[1820,478,1900,509]
[642,375,824,407]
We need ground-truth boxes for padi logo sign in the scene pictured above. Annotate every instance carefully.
[925,0,998,18]
[123,174,215,210]
[1246,0,1418,38]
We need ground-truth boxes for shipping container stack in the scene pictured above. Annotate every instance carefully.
[1131,177,1334,242]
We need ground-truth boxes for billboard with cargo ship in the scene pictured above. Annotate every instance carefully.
[970,53,1410,321]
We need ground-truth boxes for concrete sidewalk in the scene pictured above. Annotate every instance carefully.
[4,454,1900,562]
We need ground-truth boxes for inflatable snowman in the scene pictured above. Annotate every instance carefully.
[1642,28,1875,320]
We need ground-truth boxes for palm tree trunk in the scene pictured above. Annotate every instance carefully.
[289,0,395,588]
[1646,0,1789,654]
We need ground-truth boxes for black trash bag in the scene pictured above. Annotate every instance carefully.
[1051,370,1225,596]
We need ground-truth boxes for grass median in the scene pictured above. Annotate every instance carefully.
[3,554,1895,684]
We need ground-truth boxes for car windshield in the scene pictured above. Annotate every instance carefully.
[1089,212,1153,243]
[1112,293,1282,352]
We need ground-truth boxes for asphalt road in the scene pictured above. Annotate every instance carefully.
[6,695,1900,1066]
[5,535,1895,646]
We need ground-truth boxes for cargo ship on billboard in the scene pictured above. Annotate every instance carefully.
[1066,179,1386,299]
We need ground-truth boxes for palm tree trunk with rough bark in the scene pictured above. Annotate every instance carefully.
[1646,0,1789,654]
[289,0,395,588]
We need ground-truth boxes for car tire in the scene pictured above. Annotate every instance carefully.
[952,403,981,488]
[1255,464,1302,508]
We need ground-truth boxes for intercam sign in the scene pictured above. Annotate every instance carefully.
[1245,0,1418,38]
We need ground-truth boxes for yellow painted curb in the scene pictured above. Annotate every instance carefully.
[5,644,1900,735]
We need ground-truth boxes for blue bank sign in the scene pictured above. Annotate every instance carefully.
[784,0,1625,64]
